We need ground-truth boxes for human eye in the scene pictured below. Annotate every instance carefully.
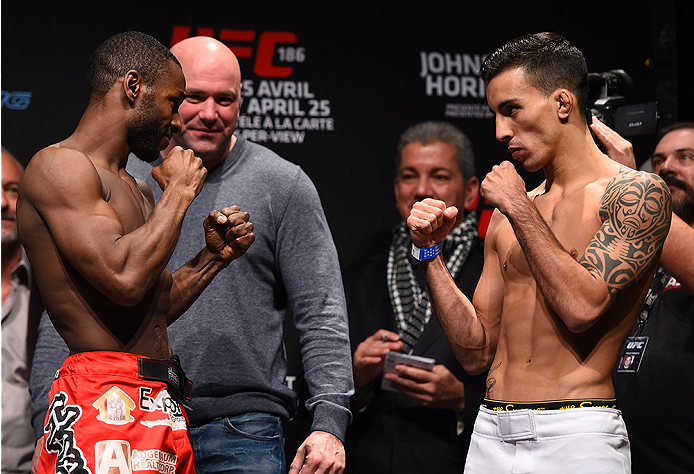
[497,106,514,118]
[172,96,184,111]
[679,152,693,164]
[217,96,236,106]
[185,94,203,104]
[651,156,664,168]
[496,99,518,117]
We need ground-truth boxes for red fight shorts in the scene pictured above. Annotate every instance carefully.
[37,351,195,474]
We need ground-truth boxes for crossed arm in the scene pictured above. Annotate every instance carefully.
[19,147,201,304]
[408,164,671,372]
[164,206,255,324]
[494,166,671,332]
[19,147,253,318]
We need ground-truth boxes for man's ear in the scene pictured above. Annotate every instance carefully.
[123,70,143,106]
[463,176,480,210]
[237,81,243,119]
[393,176,402,204]
[556,89,573,120]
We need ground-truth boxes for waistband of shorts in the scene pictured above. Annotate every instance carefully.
[475,402,626,440]
[60,351,144,376]
[59,351,192,403]
[481,398,618,411]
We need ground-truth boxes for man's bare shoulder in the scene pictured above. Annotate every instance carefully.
[21,145,104,208]
[600,165,672,220]
[607,163,667,188]
[525,181,547,200]
[25,144,95,180]
[485,207,512,249]
[581,163,672,301]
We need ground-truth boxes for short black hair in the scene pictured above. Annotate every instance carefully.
[396,121,475,181]
[658,122,694,140]
[87,31,179,102]
[480,32,589,118]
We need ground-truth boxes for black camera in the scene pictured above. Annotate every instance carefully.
[587,69,658,137]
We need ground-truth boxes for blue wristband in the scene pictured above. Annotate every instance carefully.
[411,242,443,261]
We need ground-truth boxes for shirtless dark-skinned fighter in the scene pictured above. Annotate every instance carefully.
[16,31,254,474]
[406,33,671,473]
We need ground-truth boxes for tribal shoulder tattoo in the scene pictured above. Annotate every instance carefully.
[580,167,672,302]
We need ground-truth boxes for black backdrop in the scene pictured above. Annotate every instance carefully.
[3,0,693,462]
[3,0,692,265]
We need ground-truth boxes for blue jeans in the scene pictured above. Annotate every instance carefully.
[190,412,286,474]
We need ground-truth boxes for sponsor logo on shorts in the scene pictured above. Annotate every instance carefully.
[132,449,177,473]
[138,387,188,431]
[92,443,178,474]
[44,391,91,473]
[93,387,136,425]
[95,441,131,474]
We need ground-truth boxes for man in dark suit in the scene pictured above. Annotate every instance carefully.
[343,121,487,473]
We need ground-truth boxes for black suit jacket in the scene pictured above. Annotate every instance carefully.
[343,229,487,474]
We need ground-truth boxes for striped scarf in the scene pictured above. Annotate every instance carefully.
[387,211,478,354]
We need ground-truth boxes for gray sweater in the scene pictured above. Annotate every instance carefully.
[30,137,353,442]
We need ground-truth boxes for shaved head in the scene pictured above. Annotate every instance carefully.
[168,37,243,169]
[171,36,242,88]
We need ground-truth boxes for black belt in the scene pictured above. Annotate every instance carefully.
[482,398,618,411]
[138,354,193,407]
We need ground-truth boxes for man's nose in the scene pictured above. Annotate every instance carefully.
[655,155,676,177]
[199,98,218,122]
[171,113,182,135]
[495,116,511,142]
[414,177,433,199]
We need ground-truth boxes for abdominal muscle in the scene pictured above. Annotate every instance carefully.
[49,268,174,360]
[484,286,618,402]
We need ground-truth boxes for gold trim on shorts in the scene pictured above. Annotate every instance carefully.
[481,398,618,411]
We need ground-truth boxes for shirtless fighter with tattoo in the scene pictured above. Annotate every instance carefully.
[406,33,671,474]
[17,31,254,474]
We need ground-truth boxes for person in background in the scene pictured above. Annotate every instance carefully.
[2,147,43,474]
[343,121,487,473]
[592,118,694,474]
[29,35,353,474]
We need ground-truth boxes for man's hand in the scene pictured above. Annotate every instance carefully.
[31,437,42,474]
[204,205,255,263]
[407,198,458,248]
[590,116,636,169]
[479,161,528,215]
[353,330,403,389]
[288,431,345,474]
[152,146,207,197]
[385,364,465,412]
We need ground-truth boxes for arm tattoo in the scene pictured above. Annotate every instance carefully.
[580,169,672,302]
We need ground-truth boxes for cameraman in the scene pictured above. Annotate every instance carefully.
[592,117,694,474]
